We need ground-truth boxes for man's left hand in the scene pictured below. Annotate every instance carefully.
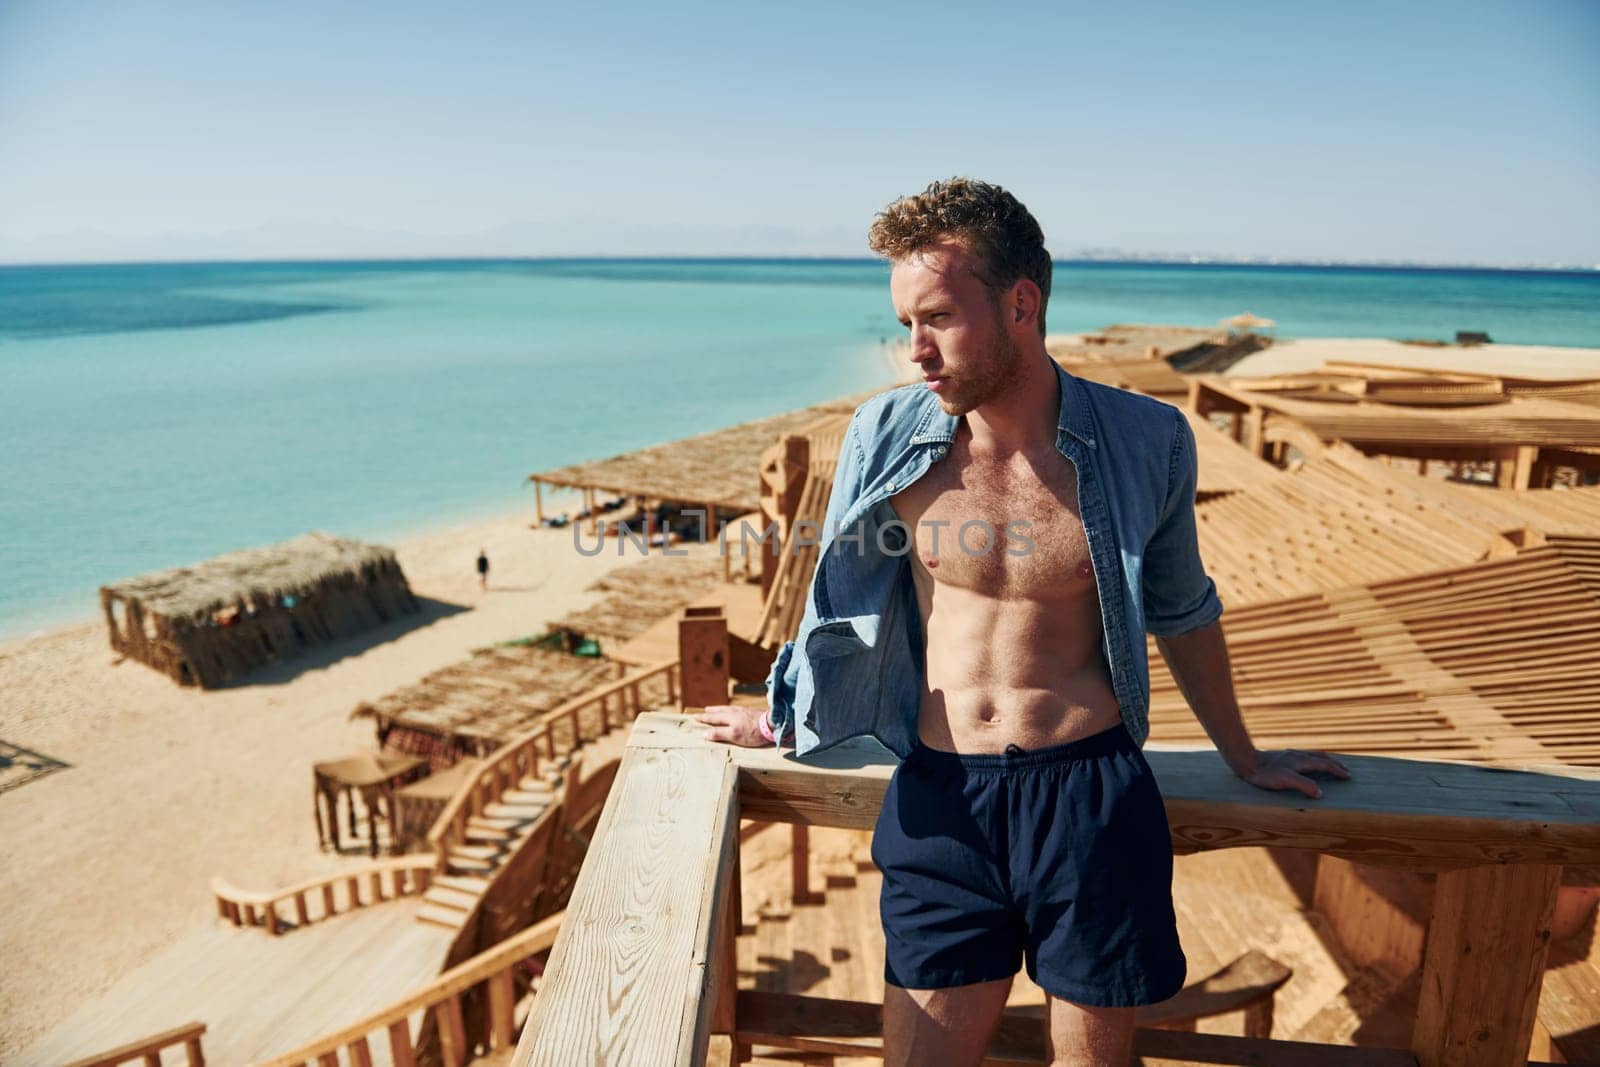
[1231,749,1351,800]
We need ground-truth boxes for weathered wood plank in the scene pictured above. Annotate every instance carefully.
[60,1022,207,1067]
[517,743,739,1066]
[624,713,1600,867]
[1412,863,1561,1067]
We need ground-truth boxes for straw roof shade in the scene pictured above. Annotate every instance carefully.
[100,531,416,687]
[530,392,875,514]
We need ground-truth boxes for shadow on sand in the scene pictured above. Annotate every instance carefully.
[210,595,471,689]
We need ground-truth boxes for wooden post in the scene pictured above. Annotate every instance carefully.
[488,967,517,1049]
[533,479,544,524]
[1247,406,1267,459]
[1411,862,1561,1067]
[791,823,813,904]
[679,607,730,709]
[1508,444,1539,490]
[439,994,469,1067]
[314,780,327,850]
[712,846,741,1037]
[388,1019,416,1067]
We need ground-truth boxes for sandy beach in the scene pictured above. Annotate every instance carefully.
[0,492,641,1059]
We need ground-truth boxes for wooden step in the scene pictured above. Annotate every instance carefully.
[470,813,531,832]
[449,843,503,861]
[465,823,514,844]
[415,903,469,930]
[500,788,554,806]
[422,885,481,912]
[445,850,497,875]
[515,778,559,795]
[483,800,546,820]
[432,874,490,895]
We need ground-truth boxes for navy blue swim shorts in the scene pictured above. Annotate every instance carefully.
[870,721,1187,1007]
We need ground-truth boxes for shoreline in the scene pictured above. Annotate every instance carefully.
[7,332,1598,647]
[0,487,587,648]
[0,502,658,1059]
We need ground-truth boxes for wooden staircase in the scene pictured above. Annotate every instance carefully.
[417,725,634,932]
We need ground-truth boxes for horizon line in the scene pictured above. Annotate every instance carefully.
[2,253,1596,275]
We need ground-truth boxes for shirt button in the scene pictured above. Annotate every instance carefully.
[886,481,896,492]
[934,447,946,457]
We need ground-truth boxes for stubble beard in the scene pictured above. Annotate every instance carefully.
[938,318,1024,417]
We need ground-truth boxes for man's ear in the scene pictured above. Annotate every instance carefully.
[1010,279,1040,327]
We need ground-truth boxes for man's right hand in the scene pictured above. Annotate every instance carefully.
[695,705,772,747]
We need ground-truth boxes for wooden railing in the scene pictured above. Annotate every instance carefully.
[425,659,679,870]
[211,856,435,935]
[258,910,565,1067]
[515,711,1600,1067]
[64,1022,207,1067]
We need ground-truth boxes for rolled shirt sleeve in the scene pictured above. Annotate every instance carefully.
[765,407,869,738]
[1141,409,1225,637]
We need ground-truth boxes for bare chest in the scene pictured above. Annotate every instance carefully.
[888,448,1098,600]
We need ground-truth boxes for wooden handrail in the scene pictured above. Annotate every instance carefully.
[211,856,435,935]
[518,711,1600,1067]
[256,909,565,1067]
[424,659,679,868]
[63,1021,206,1067]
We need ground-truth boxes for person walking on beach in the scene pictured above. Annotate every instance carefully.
[476,548,489,591]
[697,178,1349,1066]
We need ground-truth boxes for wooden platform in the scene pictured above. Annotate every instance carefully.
[18,897,453,1066]
[719,828,1412,1066]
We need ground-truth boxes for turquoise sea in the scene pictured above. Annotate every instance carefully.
[3,258,1598,640]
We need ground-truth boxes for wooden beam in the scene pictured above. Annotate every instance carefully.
[625,713,1600,868]
[61,1023,207,1067]
[517,743,740,1066]
[1412,862,1561,1067]
[732,991,1415,1065]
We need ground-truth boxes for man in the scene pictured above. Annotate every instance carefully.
[476,548,490,591]
[697,178,1349,1066]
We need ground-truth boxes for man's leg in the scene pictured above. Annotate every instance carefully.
[1045,997,1135,1067]
[884,976,1013,1067]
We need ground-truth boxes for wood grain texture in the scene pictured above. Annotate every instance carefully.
[1412,863,1561,1067]
[628,712,1600,867]
[518,744,738,1067]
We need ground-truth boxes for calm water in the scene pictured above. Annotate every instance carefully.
[2,258,1598,639]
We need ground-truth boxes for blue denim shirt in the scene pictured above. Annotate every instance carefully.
[765,359,1224,759]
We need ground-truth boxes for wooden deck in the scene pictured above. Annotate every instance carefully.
[718,827,1412,1065]
[18,897,453,1066]
[517,711,1600,1066]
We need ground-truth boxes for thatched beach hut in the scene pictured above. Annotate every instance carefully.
[527,393,870,526]
[100,531,417,687]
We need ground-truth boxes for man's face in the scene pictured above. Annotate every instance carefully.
[889,240,1021,416]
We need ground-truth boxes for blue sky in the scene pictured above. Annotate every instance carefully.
[1,1,1596,265]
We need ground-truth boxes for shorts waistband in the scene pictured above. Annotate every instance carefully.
[905,721,1135,773]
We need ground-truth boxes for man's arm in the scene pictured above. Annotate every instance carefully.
[701,405,870,749]
[1143,409,1350,798]
[1155,621,1349,799]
